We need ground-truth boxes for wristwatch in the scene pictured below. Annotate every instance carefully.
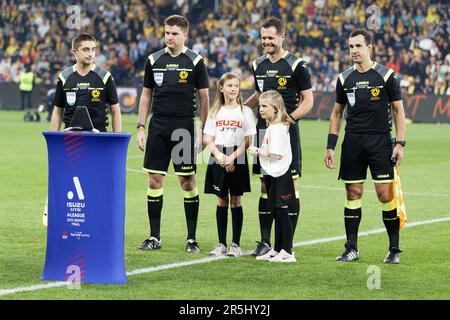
[396,140,406,147]
[137,122,145,129]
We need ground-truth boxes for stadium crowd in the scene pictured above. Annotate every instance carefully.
[0,0,449,95]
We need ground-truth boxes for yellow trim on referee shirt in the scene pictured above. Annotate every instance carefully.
[291,57,304,72]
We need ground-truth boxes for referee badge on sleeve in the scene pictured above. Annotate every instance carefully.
[257,79,264,92]
[154,73,164,86]
[346,92,355,107]
[66,92,76,106]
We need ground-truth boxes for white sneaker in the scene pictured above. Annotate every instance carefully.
[268,249,296,263]
[209,243,227,256]
[227,242,242,257]
[256,249,278,261]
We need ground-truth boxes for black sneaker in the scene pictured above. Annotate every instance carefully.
[384,248,401,264]
[251,241,271,257]
[336,242,359,262]
[186,239,200,253]
[137,237,161,250]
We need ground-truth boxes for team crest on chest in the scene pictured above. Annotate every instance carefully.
[178,71,189,84]
[371,88,381,101]
[66,92,76,106]
[91,89,101,102]
[278,77,287,90]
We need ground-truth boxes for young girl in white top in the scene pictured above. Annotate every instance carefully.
[204,72,256,257]
[250,90,296,263]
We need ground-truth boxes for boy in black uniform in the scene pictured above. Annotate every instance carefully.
[324,30,406,264]
[51,33,121,132]
[136,15,209,253]
[245,17,313,256]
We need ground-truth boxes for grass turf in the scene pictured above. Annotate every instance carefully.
[0,110,449,300]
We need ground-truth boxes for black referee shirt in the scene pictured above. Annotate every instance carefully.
[336,62,402,134]
[252,51,312,118]
[143,47,209,119]
[53,64,119,129]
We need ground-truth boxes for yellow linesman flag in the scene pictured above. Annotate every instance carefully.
[394,167,407,229]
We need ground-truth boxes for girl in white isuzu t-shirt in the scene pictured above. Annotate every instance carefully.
[203,73,256,257]
[250,90,296,263]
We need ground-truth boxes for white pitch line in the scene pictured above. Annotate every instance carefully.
[1,216,449,297]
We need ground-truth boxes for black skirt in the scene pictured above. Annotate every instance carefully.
[204,145,251,198]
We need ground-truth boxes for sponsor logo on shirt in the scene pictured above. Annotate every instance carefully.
[178,71,188,84]
[278,77,287,90]
[371,87,381,101]
[91,89,101,102]
[215,120,243,128]
[266,70,278,77]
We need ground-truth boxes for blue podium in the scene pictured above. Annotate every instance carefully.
[41,131,131,284]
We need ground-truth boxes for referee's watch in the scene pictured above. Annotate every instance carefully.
[137,122,145,130]
[395,140,406,147]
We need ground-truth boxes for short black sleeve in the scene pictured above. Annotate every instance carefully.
[385,73,402,102]
[335,78,347,104]
[52,79,65,108]
[105,76,119,105]
[143,59,155,89]
[294,61,312,91]
[194,59,209,89]
[252,65,260,93]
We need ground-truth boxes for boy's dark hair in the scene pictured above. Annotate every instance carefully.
[72,33,96,50]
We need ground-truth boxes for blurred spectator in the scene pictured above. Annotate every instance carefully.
[0,0,448,95]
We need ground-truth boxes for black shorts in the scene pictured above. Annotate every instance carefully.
[252,118,301,178]
[204,145,251,198]
[143,116,196,176]
[264,171,295,210]
[339,132,394,183]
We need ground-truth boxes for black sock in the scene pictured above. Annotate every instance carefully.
[258,197,272,245]
[273,210,281,252]
[344,207,362,251]
[147,194,163,240]
[184,195,199,240]
[288,197,300,239]
[231,206,243,246]
[383,209,400,250]
[275,207,292,254]
[216,206,228,245]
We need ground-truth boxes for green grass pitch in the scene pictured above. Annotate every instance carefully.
[0,110,449,300]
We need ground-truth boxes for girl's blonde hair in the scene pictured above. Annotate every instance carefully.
[209,72,244,119]
[259,90,293,125]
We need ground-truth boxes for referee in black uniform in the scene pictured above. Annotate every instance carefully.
[245,17,313,256]
[324,30,406,264]
[50,33,121,132]
[136,15,209,253]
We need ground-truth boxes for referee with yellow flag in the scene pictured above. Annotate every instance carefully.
[324,30,407,264]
